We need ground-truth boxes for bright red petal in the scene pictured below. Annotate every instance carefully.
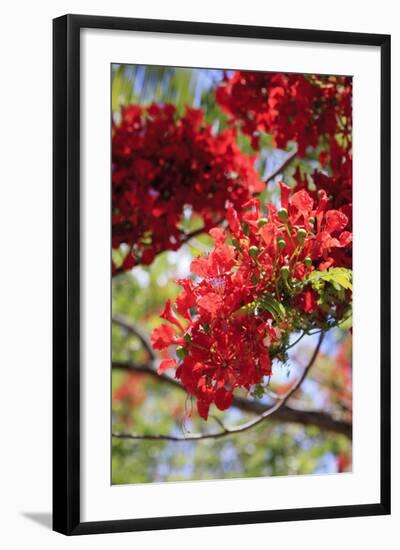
[291,189,314,217]
[190,255,211,278]
[157,358,178,374]
[209,227,226,245]
[325,210,348,234]
[215,388,233,411]
[259,352,272,375]
[197,292,223,315]
[150,324,177,350]
[197,399,210,420]
[160,299,184,332]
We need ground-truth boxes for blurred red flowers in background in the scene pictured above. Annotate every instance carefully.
[112,103,264,272]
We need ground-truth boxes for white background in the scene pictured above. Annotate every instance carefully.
[0,0,398,547]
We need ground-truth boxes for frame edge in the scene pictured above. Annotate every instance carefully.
[52,13,391,535]
[53,13,81,536]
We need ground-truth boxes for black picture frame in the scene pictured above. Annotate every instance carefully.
[53,14,391,536]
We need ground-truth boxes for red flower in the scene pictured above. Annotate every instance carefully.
[151,182,352,418]
[295,288,318,314]
[150,324,179,350]
[158,358,178,375]
[112,103,264,272]
[291,190,314,223]
[160,299,184,333]
[324,210,349,234]
[216,71,352,168]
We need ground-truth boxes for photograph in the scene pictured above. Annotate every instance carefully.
[111,64,353,485]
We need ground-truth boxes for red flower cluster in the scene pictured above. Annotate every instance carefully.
[215,71,353,267]
[151,185,352,420]
[112,103,264,272]
[216,71,352,169]
[284,162,352,270]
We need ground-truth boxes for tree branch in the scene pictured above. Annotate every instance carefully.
[112,221,223,278]
[264,148,297,184]
[113,357,351,438]
[113,333,350,442]
[112,316,155,361]
[178,218,224,247]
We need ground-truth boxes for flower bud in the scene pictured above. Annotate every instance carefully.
[296,228,307,244]
[277,238,286,251]
[304,257,312,267]
[278,208,288,222]
[308,216,315,226]
[257,217,268,228]
[280,265,290,280]
[176,347,188,360]
[249,245,260,258]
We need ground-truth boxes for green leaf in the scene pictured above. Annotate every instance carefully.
[176,347,188,360]
[258,293,286,322]
[340,314,353,330]
[252,384,265,399]
[308,267,352,291]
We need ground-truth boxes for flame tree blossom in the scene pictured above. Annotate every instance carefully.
[112,103,264,272]
[216,71,352,172]
[151,185,352,420]
[215,71,353,271]
[290,168,352,269]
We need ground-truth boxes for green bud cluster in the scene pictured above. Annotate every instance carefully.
[277,238,286,251]
[249,246,260,258]
[280,265,290,280]
[296,228,307,244]
[277,208,288,222]
[257,217,268,228]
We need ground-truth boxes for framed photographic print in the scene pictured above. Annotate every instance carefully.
[53,14,391,535]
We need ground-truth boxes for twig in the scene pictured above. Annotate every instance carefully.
[178,218,224,246]
[112,357,351,438]
[283,331,307,353]
[264,148,297,184]
[112,333,327,442]
[112,316,155,361]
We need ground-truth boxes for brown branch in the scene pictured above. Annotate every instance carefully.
[112,316,155,361]
[113,333,348,442]
[112,359,182,391]
[113,265,125,277]
[112,220,223,278]
[178,218,224,246]
[264,148,297,184]
[113,357,351,438]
